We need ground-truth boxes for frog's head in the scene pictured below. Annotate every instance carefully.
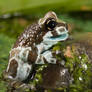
[38,11,69,45]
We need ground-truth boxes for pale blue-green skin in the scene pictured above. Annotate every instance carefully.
[42,32,69,51]
[48,33,68,41]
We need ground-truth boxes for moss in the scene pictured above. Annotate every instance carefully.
[64,45,92,92]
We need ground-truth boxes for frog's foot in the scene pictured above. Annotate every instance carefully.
[8,80,36,91]
[19,83,36,90]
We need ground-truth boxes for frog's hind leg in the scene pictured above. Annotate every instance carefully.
[6,47,32,81]
[4,47,35,90]
[4,58,35,91]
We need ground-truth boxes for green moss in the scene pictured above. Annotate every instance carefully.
[65,46,92,92]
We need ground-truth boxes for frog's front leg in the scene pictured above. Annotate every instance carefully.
[36,48,64,65]
[3,47,36,90]
[42,50,57,64]
[36,50,58,64]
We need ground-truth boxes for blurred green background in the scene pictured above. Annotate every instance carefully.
[0,0,92,92]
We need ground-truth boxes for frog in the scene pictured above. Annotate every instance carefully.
[3,11,69,90]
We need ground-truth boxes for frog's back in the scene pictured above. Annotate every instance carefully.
[13,23,41,48]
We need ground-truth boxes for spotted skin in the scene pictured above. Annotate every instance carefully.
[4,11,69,89]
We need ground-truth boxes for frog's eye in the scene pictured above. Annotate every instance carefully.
[45,18,56,31]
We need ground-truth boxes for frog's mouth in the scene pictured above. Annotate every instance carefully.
[43,27,68,42]
[47,32,68,41]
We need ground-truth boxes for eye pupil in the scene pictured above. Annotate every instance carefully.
[45,18,56,30]
[48,21,55,28]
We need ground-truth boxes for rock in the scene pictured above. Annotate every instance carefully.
[40,64,70,89]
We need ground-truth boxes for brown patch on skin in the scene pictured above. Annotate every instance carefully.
[8,59,18,78]
[36,31,46,44]
[64,46,73,58]
[57,22,66,27]
[28,49,38,64]
[51,30,58,37]
[42,57,48,64]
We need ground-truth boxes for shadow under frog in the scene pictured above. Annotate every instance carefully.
[3,11,70,90]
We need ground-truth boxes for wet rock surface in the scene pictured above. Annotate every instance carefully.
[40,64,70,89]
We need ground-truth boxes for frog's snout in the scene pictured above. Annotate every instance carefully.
[55,26,68,36]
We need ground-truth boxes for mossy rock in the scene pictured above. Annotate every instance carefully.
[31,39,92,92]
[4,39,92,92]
